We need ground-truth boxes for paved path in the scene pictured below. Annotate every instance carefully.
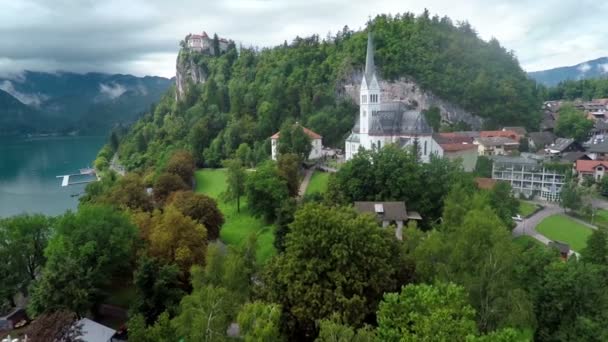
[512,203,563,245]
[110,154,126,176]
[297,168,314,200]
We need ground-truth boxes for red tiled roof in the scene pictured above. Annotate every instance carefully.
[270,126,322,140]
[475,177,497,190]
[435,133,474,144]
[480,130,520,140]
[440,143,477,152]
[576,160,608,173]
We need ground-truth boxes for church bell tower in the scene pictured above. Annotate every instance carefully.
[359,30,381,136]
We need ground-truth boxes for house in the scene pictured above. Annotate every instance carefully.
[432,133,478,171]
[549,241,571,260]
[528,132,556,152]
[354,201,421,240]
[545,138,583,156]
[587,140,608,160]
[575,160,608,182]
[502,126,527,137]
[345,31,436,163]
[0,308,27,331]
[541,110,557,132]
[480,130,522,142]
[492,155,565,201]
[185,31,229,55]
[270,125,323,161]
[474,137,519,156]
[591,120,608,143]
[78,318,118,342]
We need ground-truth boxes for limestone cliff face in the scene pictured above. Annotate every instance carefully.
[340,71,483,130]
[175,50,207,100]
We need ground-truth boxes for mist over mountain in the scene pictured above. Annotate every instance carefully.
[0,71,172,135]
[529,57,608,86]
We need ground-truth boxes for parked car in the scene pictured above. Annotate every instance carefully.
[512,214,523,222]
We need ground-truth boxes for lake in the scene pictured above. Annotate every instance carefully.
[0,136,106,217]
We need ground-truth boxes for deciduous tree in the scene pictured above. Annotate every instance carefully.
[168,190,224,240]
[237,301,283,342]
[153,173,189,204]
[165,150,196,185]
[223,159,247,213]
[245,161,289,221]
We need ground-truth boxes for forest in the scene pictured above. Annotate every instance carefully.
[114,11,542,173]
[545,77,608,101]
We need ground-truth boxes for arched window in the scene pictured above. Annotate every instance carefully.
[424,141,427,156]
[362,110,367,117]
[378,140,381,149]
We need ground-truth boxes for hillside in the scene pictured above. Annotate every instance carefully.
[529,57,608,86]
[117,12,542,172]
[0,89,54,135]
[0,71,172,135]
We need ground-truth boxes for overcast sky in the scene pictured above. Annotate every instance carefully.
[0,0,606,78]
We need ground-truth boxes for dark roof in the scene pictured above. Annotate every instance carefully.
[549,241,570,254]
[433,133,473,144]
[548,138,575,152]
[368,104,432,135]
[560,151,589,163]
[528,132,556,149]
[363,31,376,85]
[354,201,409,221]
[594,120,608,131]
[588,141,608,153]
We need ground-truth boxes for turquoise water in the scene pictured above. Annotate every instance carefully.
[0,136,106,217]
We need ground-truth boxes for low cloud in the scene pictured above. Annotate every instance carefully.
[0,80,48,106]
[99,83,127,99]
[599,63,608,74]
[578,63,592,73]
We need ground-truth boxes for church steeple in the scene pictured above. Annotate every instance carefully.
[364,30,376,83]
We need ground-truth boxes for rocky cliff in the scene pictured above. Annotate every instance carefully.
[175,50,207,100]
[340,71,483,130]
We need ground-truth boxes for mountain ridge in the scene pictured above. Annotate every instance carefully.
[529,56,608,86]
[0,71,172,135]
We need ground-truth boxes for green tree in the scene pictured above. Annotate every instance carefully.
[422,106,441,132]
[165,150,196,185]
[534,261,608,341]
[131,256,184,325]
[127,312,175,342]
[237,301,283,342]
[29,205,137,316]
[236,143,253,168]
[560,181,582,213]
[245,161,289,221]
[263,204,401,338]
[0,214,50,303]
[168,190,225,241]
[278,123,312,161]
[223,158,247,213]
[488,181,519,228]
[555,104,594,142]
[153,173,189,205]
[277,153,301,197]
[474,156,492,178]
[377,282,477,341]
[102,173,153,211]
[582,228,608,265]
[415,198,533,332]
[316,318,377,342]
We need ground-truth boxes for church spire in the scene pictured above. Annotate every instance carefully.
[364,29,375,82]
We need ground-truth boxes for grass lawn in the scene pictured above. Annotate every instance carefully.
[513,235,542,249]
[536,215,593,252]
[519,201,538,217]
[195,169,275,263]
[305,171,330,195]
[592,209,608,227]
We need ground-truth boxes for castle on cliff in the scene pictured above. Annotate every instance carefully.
[185,31,229,55]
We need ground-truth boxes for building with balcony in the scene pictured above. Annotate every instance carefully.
[491,155,565,202]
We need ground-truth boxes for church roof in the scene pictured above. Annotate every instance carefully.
[368,103,432,136]
[363,30,377,85]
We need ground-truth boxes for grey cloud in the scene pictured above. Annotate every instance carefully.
[0,0,606,77]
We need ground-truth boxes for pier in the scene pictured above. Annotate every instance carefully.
[57,168,98,187]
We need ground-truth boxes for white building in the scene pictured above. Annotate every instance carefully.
[270,125,323,161]
[491,155,565,202]
[345,31,436,162]
[186,31,229,55]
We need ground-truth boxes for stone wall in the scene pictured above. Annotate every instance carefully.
[340,71,483,130]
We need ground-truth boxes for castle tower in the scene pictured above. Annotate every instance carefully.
[359,30,381,136]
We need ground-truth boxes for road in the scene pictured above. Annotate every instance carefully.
[512,202,563,245]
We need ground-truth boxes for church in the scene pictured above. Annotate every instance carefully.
[345,31,438,162]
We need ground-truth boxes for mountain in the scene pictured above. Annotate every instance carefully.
[0,89,54,135]
[0,71,172,135]
[529,57,608,86]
